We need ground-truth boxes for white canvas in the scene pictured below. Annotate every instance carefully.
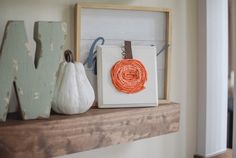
[97,45,158,108]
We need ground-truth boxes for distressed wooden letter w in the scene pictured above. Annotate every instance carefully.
[0,21,66,121]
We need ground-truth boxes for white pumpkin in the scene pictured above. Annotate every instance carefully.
[52,50,95,114]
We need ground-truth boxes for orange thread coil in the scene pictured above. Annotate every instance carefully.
[111,59,147,94]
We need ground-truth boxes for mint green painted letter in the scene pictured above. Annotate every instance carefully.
[0,21,66,121]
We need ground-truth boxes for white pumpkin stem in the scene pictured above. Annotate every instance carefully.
[64,50,74,63]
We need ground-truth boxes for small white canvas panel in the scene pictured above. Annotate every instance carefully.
[80,8,167,99]
[97,45,158,108]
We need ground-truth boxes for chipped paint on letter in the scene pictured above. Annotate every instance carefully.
[33,92,40,100]
[13,59,18,72]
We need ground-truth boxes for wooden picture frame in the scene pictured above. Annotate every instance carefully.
[75,3,172,104]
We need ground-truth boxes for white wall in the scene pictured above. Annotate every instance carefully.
[197,0,228,157]
[206,0,228,155]
[197,0,207,155]
[0,0,198,158]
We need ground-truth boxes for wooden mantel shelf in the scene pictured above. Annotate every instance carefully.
[0,103,180,158]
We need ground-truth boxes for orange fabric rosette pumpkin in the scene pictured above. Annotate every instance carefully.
[111,41,147,94]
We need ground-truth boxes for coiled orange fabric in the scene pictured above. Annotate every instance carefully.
[111,59,147,94]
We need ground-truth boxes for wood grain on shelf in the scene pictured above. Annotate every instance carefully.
[0,103,180,158]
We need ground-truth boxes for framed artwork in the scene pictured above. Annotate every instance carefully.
[75,3,172,104]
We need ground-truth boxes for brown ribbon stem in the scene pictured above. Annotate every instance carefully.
[124,41,133,59]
